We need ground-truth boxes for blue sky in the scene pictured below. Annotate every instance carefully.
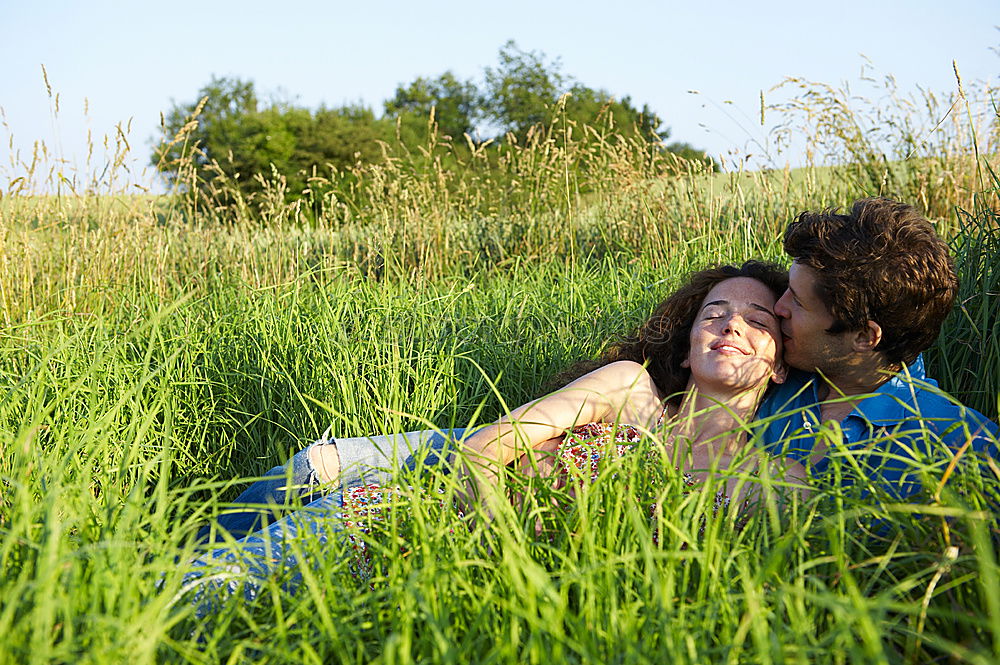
[2,0,997,189]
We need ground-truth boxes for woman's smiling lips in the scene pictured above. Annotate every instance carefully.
[710,341,751,355]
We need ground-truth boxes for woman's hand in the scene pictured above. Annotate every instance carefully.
[454,453,502,527]
[514,437,563,481]
[682,446,811,508]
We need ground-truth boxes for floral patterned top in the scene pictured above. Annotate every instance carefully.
[343,411,674,526]
[341,482,450,580]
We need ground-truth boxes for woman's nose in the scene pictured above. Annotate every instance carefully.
[722,314,744,335]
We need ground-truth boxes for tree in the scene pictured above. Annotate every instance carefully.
[153,77,395,205]
[151,50,716,210]
[562,84,668,142]
[481,41,672,146]
[153,76,262,187]
[384,71,479,141]
[295,105,392,172]
[482,40,565,139]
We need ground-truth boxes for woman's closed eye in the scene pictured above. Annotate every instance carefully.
[703,311,769,328]
[701,301,777,331]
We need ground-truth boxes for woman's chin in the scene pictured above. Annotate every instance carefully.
[692,356,771,385]
[694,369,771,395]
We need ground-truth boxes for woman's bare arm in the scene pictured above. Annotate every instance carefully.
[457,361,664,509]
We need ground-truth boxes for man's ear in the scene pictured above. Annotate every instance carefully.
[852,320,883,353]
[681,356,690,368]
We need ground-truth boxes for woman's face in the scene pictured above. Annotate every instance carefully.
[684,277,785,394]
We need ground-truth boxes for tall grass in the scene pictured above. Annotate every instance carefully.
[926,186,1000,420]
[0,69,998,663]
[1,256,997,663]
[765,62,997,221]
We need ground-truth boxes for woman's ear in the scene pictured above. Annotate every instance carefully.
[771,359,788,384]
[680,357,690,368]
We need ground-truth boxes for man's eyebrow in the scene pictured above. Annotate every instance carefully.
[788,284,809,308]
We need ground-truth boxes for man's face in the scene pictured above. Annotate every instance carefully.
[773,262,856,373]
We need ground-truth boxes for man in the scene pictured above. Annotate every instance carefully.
[203,197,997,540]
[755,197,997,499]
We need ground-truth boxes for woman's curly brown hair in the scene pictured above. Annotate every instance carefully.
[550,261,788,404]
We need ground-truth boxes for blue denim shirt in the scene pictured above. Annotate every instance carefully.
[754,356,999,499]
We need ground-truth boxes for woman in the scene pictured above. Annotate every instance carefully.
[454,261,797,514]
[185,261,806,604]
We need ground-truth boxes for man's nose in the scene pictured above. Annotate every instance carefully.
[774,290,792,318]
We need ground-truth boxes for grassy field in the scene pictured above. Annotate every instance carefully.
[1,78,999,663]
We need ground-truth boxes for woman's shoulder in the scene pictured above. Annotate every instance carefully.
[592,361,665,399]
[582,360,666,426]
[594,360,654,385]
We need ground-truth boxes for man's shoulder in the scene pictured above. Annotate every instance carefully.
[757,357,999,449]
[849,363,999,458]
[756,356,998,500]
[883,379,999,441]
[759,354,938,419]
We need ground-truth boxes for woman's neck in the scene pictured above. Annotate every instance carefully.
[666,381,764,454]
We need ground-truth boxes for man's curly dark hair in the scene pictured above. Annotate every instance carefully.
[784,197,958,366]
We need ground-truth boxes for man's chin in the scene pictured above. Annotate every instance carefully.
[780,349,812,372]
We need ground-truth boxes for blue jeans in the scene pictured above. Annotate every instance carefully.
[199,428,467,542]
[185,491,347,614]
